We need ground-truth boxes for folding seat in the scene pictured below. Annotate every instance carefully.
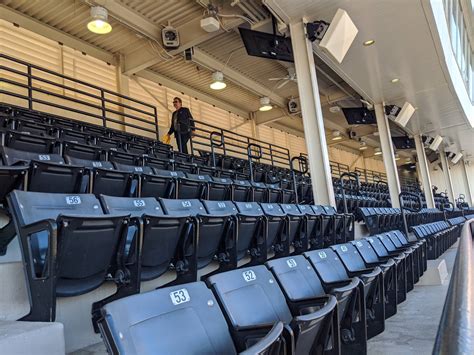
[252,181,269,203]
[280,204,308,254]
[98,282,285,355]
[260,203,289,258]
[332,242,396,321]
[357,207,379,235]
[266,255,346,354]
[124,142,150,155]
[160,198,233,270]
[265,183,282,203]
[96,136,124,152]
[208,176,233,200]
[352,238,404,306]
[143,155,173,171]
[232,179,253,202]
[99,195,194,284]
[208,265,337,355]
[140,169,184,199]
[8,190,130,322]
[314,205,336,247]
[385,230,425,279]
[315,246,385,339]
[174,160,198,174]
[14,119,56,137]
[304,249,367,353]
[298,204,324,250]
[279,178,295,204]
[4,131,58,153]
[366,235,414,292]
[58,128,92,145]
[177,173,210,199]
[63,141,105,161]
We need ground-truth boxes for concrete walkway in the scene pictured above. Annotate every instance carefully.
[367,243,457,355]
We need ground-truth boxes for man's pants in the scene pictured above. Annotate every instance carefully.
[176,134,190,154]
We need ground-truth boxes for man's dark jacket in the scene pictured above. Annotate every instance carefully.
[167,107,195,138]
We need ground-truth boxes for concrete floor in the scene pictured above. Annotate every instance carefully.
[367,242,457,355]
[71,243,458,355]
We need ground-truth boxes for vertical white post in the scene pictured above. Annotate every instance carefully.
[460,159,473,205]
[414,134,435,208]
[289,20,335,206]
[439,146,456,203]
[374,103,401,208]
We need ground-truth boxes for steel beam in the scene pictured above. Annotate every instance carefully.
[414,134,435,208]
[439,146,456,203]
[374,103,401,208]
[289,20,335,206]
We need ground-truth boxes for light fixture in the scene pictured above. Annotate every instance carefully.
[429,135,443,151]
[374,147,382,155]
[87,6,112,34]
[332,130,343,141]
[210,71,227,90]
[359,141,368,150]
[329,105,341,113]
[395,154,400,161]
[259,97,272,111]
[391,78,400,83]
[452,152,463,164]
[405,158,412,163]
[363,39,375,46]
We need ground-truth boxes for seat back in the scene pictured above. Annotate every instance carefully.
[260,203,287,255]
[304,248,349,284]
[352,239,381,264]
[331,243,367,273]
[100,282,237,355]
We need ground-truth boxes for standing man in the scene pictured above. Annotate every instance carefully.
[165,97,195,154]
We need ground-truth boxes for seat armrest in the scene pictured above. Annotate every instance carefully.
[239,322,285,355]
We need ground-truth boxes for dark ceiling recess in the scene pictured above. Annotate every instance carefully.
[342,107,377,124]
[392,136,415,149]
[239,27,294,62]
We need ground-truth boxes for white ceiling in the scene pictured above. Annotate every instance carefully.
[264,0,473,157]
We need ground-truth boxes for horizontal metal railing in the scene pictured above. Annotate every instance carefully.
[432,219,474,354]
[190,119,291,168]
[0,53,159,139]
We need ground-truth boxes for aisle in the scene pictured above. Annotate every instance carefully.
[367,242,458,355]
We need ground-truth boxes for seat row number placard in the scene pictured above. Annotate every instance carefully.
[66,196,81,205]
[170,288,190,305]
[242,270,256,282]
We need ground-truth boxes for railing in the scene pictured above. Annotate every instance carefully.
[433,219,474,354]
[299,153,350,178]
[355,167,387,184]
[190,119,291,168]
[0,53,159,139]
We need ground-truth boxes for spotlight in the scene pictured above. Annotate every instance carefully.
[429,135,443,151]
[391,78,400,83]
[363,39,375,46]
[306,9,358,63]
[374,147,382,156]
[259,97,272,111]
[359,141,368,150]
[210,71,226,90]
[395,154,400,161]
[87,6,112,34]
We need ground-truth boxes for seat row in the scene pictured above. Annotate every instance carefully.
[98,228,431,355]
[356,207,448,235]
[7,190,356,325]
[411,220,461,259]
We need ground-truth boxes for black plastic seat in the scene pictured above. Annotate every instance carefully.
[209,176,233,200]
[260,203,288,259]
[160,198,233,270]
[100,195,194,285]
[177,173,209,199]
[207,265,337,355]
[304,248,367,353]
[140,169,184,199]
[331,243,388,329]
[298,205,323,250]
[4,131,58,153]
[233,179,253,202]
[8,190,130,322]
[99,281,285,355]
[252,182,268,203]
[280,204,308,254]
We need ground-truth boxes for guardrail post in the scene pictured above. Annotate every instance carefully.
[100,89,106,128]
[27,66,33,109]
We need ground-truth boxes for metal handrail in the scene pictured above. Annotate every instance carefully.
[432,219,474,354]
[0,53,159,139]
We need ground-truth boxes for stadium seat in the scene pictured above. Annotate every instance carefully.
[280,204,308,254]
[232,179,253,202]
[207,265,337,354]
[160,198,233,271]
[98,282,285,355]
[141,169,183,199]
[298,204,324,250]
[260,203,288,258]
[8,190,130,322]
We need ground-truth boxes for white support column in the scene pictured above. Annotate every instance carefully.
[414,134,435,208]
[460,159,473,205]
[374,103,401,208]
[289,21,335,206]
[439,146,456,203]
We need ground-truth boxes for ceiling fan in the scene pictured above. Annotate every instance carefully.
[268,67,297,89]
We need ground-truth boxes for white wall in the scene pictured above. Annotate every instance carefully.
[429,160,474,204]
